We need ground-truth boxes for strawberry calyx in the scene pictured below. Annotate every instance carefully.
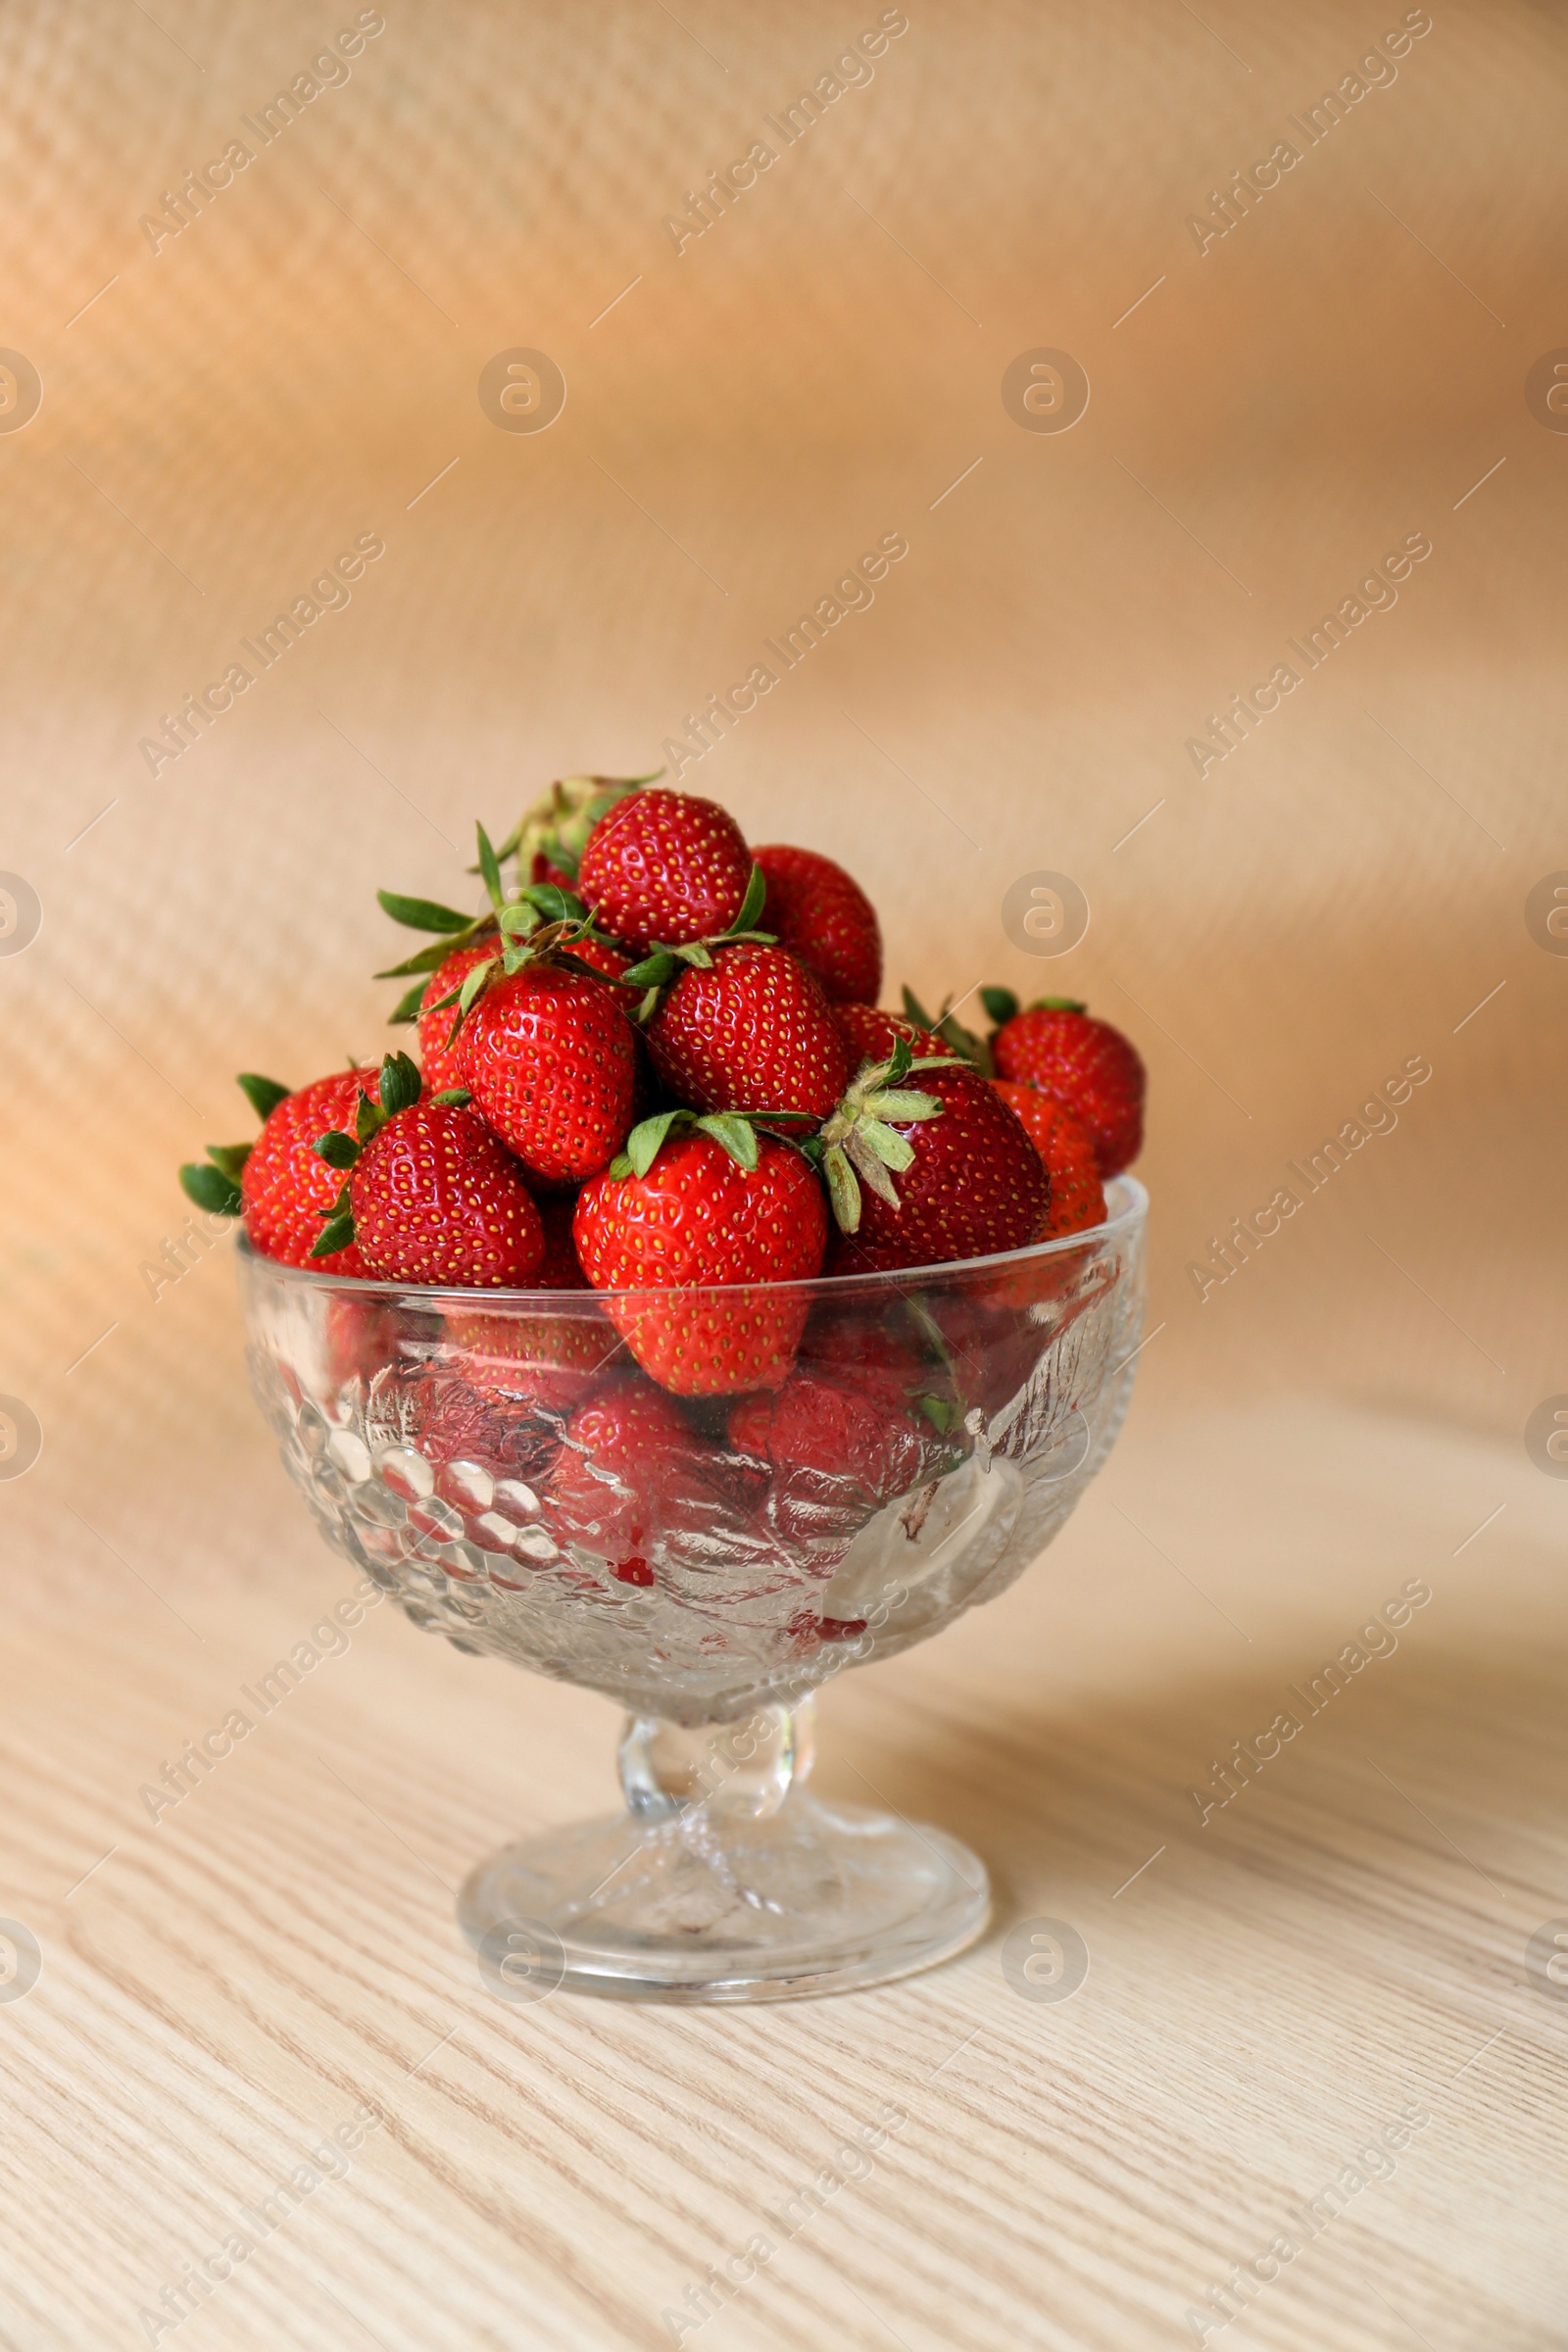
[380,819,627,1034]
[177,1070,292,1216]
[614,861,777,1022]
[807,1036,951,1234]
[306,1051,444,1258]
[901,984,996,1076]
[977,986,1090,1030]
[488,769,662,886]
[607,1102,812,1182]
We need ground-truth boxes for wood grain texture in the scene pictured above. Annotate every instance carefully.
[1,1394,1564,2352]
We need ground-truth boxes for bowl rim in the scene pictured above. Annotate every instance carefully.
[234,1173,1147,1307]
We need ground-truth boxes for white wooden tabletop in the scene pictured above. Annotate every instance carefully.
[3,1389,1563,2352]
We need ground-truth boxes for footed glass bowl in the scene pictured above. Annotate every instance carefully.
[238,1177,1147,2001]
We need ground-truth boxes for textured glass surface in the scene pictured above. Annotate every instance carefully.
[239,1179,1148,1728]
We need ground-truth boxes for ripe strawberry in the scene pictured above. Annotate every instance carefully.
[508,771,652,891]
[443,1306,620,1415]
[570,935,632,984]
[233,1069,381,1274]
[322,1294,401,1387]
[577,786,752,952]
[992,1082,1106,1237]
[822,1049,1050,1274]
[647,943,849,1124]
[549,1378,737,1584]
[728,1371,942,1556]
[412,1371,564,1494]
[574,1117,828,1395]
[754,845,882,1004]
[533,1190,592,1288]
[418,940,496,1094]
[441,1201,615,1413]
[310,1054,544,1288]
[832,1003,956,1069]
[991,998,1146,1176]
[461,965,637,1184]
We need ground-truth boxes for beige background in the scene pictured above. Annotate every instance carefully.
[1,3,1565,2347]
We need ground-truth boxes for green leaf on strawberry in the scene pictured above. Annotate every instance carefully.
[618,1108,680,1180]
[378,1051,421,1116]
[458,957,499,1016]
[376,889,476,935]
[609,1105,770,1182]
[311,1129,361,1170]
[694,1111,760,1170]
[311,1212,357,1260]
[375,932,486,980]
[178,1161,243,1217]
[204,1141,253,1182]
[980,986,1019,1027]
[236,1073,290,1121]
[618,951,678,991]
[815,1048,951,1232]
[475,821,506,916]
[901,984,994,1076]
[387,978,429,1025]
[518,882,588,927]
[724,860,768,938]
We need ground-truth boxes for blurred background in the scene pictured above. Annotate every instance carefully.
[2,0,1564,1520]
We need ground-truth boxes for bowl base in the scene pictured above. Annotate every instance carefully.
[458,1793,990,2004]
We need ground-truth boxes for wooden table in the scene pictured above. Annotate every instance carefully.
[3,1387,1563,2352]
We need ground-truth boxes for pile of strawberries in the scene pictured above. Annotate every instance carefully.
[183,775,1147,1408]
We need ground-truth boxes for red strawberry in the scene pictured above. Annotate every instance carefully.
[333,1093,545,1290]
[418,940,496,1095]
[511,771,650,893]
[549,1378,736,1584]
[533,1190,592,1288]
[754,845,882,1004]
[322,1294,400,1387]
[443,1305,621,1415]
[578,787,752,952]
[823,1053,1050,1274]
[574,1121,828,1395]
[647,943,849,1124]
[992,1082,1106,1237]
[440,1200,615,1412]
[530,848,578,893]
[239,1069,380,1274]
[412,1371,564,1494]
[570,935,632,984]
[992,999,1146,1176]
[728,1371,941,1556]
[831,1003,957,1069]
[461,965,637,1184]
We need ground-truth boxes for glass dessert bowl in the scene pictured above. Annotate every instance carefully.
[239,1175,1147,2002]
